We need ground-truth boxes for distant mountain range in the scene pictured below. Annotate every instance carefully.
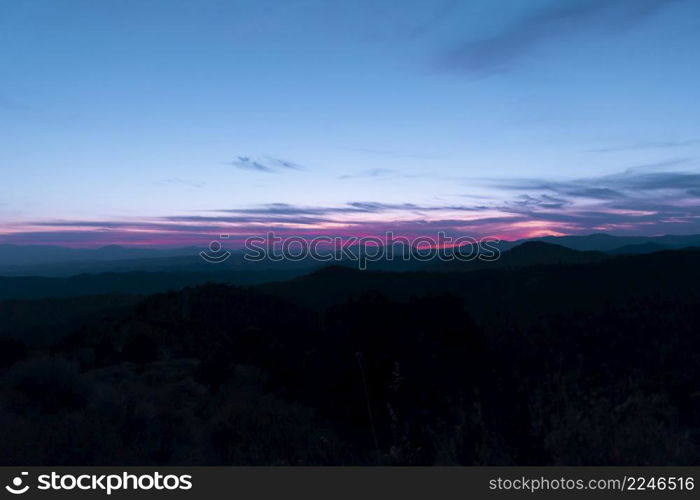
[1,239,698,301]
[0,243,200,266]
[520,233,700,252]
[1,232,700,277]
[423,241,609,272]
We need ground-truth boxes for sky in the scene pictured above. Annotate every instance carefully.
[1,0,700,247]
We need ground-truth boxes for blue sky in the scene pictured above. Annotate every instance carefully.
[1,0,700,245]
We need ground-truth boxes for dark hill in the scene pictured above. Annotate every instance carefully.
[609,242,668,255]
[0,271,228,301]
[262,248,700,319]
[0,266,313,301]
[2,248,700,465]
[491,241,608,266]
[417,241,609,272]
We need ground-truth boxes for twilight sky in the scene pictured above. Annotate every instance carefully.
[1,0,700,247]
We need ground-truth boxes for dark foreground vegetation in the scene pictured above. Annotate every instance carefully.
[1,246,699,465]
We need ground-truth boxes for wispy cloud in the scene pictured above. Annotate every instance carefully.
[228,156,305,173]
[6,163,700,246]
[587,139,700,153]
[511,194,570,209]
[482,163,700,233]
[487,163,700,200]
[213,201,489,218]
[437,0,682,74]
[339,168,395,179]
